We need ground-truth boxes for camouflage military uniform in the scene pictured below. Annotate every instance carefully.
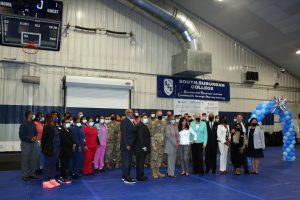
[111,121,121,168]
[150,119,165,169]
[105,123,116,169]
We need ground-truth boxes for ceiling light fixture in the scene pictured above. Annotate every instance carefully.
[296,50,300,55]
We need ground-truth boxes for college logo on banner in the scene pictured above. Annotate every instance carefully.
[163,79,174,96]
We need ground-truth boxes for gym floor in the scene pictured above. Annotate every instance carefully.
[0,146,299,200]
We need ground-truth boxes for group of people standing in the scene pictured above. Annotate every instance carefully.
[18,109,265,188]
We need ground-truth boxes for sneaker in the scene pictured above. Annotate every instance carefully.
[58,177,72,184]
[123,177,136,184]
[43,181,55,189]
[49,179,60,187]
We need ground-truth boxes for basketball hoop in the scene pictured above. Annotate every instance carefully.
[22,42,39,54]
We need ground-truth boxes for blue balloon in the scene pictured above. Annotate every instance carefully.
[257,105,263,110]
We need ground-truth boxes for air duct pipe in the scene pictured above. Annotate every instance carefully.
[118,0,212,77]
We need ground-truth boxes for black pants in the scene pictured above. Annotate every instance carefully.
[121,149,133,179]
[191,143,204,174]
[135,150,147,178]
[231,143,243,169]
[205,144,217,172]
[60,154,71,179]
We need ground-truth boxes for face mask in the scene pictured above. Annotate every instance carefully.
[157,116,163,120]
[151,114,155,118]
[65,123,71,129]
[76,123,82,127]
[96,118,99,122]
[79,114,83,118]
[215,118,219,123]
[105,120,110,124]
[111,116,115,121]
[202,117,207,121]
[89,122,94,127]
[142,118,148,124]
[82,119,87,124]
[70,120,74,124]
[134,113,139,117]
[32,115,36,120]
[195,118,200,122]
[188,119,194,123]
[40,117,45,122]
[175,119,180,123]
[100,119,105,124]
[170,120,175,125]
[252,123,257,126]
[234,119,237,122]
[209,117,214,122]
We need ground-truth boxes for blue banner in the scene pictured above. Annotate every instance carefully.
[157,75,230,101]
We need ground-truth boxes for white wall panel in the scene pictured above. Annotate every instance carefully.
[0,0,299,113]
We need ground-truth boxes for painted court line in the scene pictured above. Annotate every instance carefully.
[191,175,265,200]
[81,178,102,200]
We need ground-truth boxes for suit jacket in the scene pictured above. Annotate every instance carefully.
[247,126,265,149]
[135,122,151,152]
[120,117,136,151]
[60,128,74,156]
[206,121,218,148]
[164,125,178,155]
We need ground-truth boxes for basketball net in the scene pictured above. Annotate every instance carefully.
[22,42,39,63]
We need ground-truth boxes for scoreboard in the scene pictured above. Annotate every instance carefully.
[0,0,63,51]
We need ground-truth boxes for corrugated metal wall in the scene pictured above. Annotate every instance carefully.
[0,0,299,151]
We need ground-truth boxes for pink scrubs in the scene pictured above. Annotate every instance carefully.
[94,125,107,170]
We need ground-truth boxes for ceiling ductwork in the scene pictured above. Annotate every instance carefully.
[118,0,212,77]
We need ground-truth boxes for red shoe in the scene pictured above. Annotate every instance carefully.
[43,181,55,189]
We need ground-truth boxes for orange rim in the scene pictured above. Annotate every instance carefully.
[22,42,38,54]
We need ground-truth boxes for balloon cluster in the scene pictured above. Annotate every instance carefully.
[250,98,296,161]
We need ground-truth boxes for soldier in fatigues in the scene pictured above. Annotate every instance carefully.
[111,114,121,168]
[145,112,156,167]
[105,116,114,169]
[150,111,166,179]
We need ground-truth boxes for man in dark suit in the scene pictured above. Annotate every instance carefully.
[120,109,136,184]
[205,113,218,174]
[135,113,151,181]
[231,113,250,174]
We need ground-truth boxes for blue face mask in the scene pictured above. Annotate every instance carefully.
[89,122,94,127]
[65,123,71,129]
[32,115,36,120]
[76,123,82,127]
[175,119,180,123]
[100,119,105,124]
[105,120,110,124]
[143,118,148,124]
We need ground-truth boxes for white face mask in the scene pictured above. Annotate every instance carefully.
[105,120,110,124]
[40,117,45,122]
[100,119,105,124]
[175,119,180,123]
[31,115,36,120]
[88,122,94,127]
[65,123,71,129]
[234,119,237,122]
[151,114,155,118]
[170,120,175,125]
[134,113,139,117]
[70,120,74,124]
[215,118,219,122]
[82,119,87,124]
